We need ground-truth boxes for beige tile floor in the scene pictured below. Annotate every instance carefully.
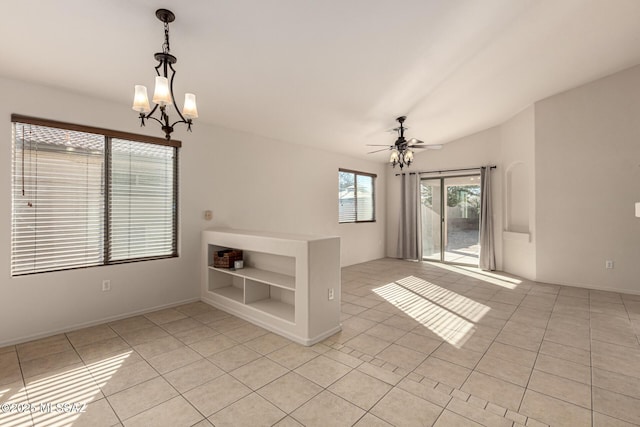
[2,258,640,426]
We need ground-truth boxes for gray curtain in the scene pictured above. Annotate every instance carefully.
[397,173,423,260]
[479,166,496,270]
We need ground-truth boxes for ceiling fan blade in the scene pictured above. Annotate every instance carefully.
[408,144,443,150]
[386,125,407,133]
[367,148,390,154]
[366,116,438,154]
[408,144,443,149]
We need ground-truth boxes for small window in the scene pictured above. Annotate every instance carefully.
[11,115,180,276]
[338,169,376,223]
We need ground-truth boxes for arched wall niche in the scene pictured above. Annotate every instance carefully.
[505,161,529,233]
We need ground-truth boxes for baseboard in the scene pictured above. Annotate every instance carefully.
[0,297,200,348]
[201,296,302,343]
[306,325,343,346]
[201,297,340,346]
[536,278,640,296]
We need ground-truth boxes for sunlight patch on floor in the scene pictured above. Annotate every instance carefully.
[6,351,131,426]
[0,382,32,427]
[428,262,521,289]
[374,276,490,348]
[85,351,133,389]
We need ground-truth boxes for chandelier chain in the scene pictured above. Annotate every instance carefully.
[163,21,170,54]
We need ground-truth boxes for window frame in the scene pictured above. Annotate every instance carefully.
[338,168,377,224]
[10,114,181,276]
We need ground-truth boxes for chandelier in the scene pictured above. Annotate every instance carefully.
[132,9,198,140]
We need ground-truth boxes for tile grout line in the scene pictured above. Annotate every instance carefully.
[514,288,559,422]
[589,292,595,427]
[588,293,640,427]
[78,325,128,426]
[14,345,36,427]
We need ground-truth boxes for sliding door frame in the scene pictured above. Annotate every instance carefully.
[421,173,481,267]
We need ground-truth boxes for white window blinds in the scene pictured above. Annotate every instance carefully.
[338,169,376,223]
[109,139,177,261]
[356,173,374,220]
[12,124,105,274]
[11,117,179,276]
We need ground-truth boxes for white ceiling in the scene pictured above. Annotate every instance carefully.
[3,0,640,161]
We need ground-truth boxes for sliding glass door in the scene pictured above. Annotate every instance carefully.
[421,179,441,261]
[420,175,480,266]
[443,176,481,264]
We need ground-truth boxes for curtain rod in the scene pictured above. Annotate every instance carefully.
[395,165,496,176]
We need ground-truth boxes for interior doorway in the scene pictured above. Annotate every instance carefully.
[421,175,481,266]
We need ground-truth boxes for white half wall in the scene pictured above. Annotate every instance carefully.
[0,77,386,346]
[535,65,640,294]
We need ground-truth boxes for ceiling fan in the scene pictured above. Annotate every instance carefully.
[367,116,442,169]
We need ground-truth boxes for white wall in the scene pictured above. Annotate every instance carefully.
[0,77,386,346]
[500,106,536,280]
[386,126,503,271]
[535,65,640,293]
[185,123,387,267]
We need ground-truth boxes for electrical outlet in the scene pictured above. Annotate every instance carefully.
[102,280,111,291]
[605,260,614,269]
[328,288,334,300]
[204,210,213,221]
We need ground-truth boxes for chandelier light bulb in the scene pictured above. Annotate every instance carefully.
[390,149,400,164]
[152,76,172,106]
[132,85,151,113]
[182,93,198,119]
[404,149,414,163]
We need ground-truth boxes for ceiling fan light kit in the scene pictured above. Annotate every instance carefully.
[132,9,198,140]
[367,116,440,169]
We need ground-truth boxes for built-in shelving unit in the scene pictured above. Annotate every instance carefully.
[201,228,341,345]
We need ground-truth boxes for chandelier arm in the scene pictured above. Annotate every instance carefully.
[143,113,165,127]
[168,62,188,123]
[170,118,193,133]
[154,62,163,78]
[169,118,188,127]
[143,103,160,120]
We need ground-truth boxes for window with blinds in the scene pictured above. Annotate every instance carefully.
[11,116,179,276]
[110,139,176,261]
[338,169,376,223]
